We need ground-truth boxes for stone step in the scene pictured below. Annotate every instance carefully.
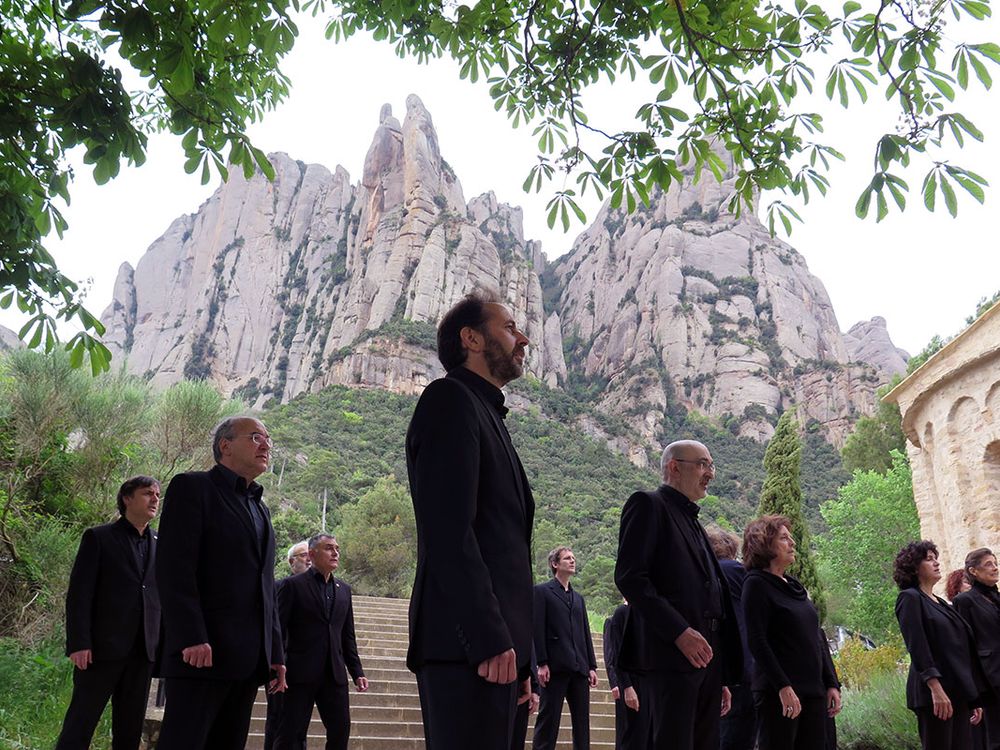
[253,689,617,714]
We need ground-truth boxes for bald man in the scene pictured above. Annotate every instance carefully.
[613,440,743,750]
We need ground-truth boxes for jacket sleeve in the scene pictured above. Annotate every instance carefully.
[614,492,690,643]
[277,577,293,655]
[742,575,792,690]
[533,585,549,666]
[603,618,619,689]
[583,597,597,671]
[408,379,514,665]
[342,587,364,681]
[155,473,210,650]
[896,589,943,683]
[65,528,100,655]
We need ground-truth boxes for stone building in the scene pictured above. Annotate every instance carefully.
[884,302,1000,578]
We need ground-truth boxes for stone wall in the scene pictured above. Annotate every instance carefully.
[884,302,1000,578]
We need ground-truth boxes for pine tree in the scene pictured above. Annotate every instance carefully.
[758,410,826,620]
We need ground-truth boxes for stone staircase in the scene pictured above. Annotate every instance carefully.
[245,595,617,749]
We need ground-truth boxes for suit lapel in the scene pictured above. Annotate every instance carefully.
[111,520,142,579]
[210,468,258,557]
[330,578,347,624]
[144,530,158,586]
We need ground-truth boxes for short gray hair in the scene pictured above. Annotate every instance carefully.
[660,440,707,477]
[287,541,308,561]
[308,533,336,550]
[212,417,241,462]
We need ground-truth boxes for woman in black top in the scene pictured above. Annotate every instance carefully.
[953,548,1000,750]
[895,540,983,750]
[742,515,841,750]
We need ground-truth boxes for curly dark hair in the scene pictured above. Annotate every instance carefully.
[436,290,500,371]
[893,540,938,590]
[742,515,791,570]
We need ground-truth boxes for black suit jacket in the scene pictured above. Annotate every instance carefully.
[603,604,632,691]
[278,570,364,686]
[954,584,1000,693]
[65,517,160,662]
[156,465,284,681]
[896,587,983,710]
[405,366,535,676]
[614,485,742,682]
[533,578,597,677]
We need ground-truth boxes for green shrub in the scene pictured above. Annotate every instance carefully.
[833,636,906,689]
[837,668,919,750]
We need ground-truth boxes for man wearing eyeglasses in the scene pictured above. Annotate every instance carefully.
[613,440,743,750]
[156,416,286,750]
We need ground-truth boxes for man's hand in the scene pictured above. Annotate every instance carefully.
[827,687,842,717]
[182,643,213,668]
[477,649,517,684]
[530,692,540,714]
[355,676,369,692]
[517,677,532,706]
[611,686,621,700]
[588,669,598,688]
[537,664,551,687]
[675,627,713,668]
[68,650,92,670]
[972,707,984,726]
[624,686,639,711]
[721,686,731,717]
[268,664,287,694]
[928,678,953,721]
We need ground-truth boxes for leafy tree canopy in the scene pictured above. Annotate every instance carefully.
[5,0,999,368]
[841,378,906,474]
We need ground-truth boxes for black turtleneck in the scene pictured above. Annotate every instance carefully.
[742,569,839,697]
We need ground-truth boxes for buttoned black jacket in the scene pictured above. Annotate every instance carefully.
[614,485,742,682]
[65,517,160,661]
[156,465,284,681]
[405,366,535,677]
[954,584,1000,693]
[278,570,364,686]
[533,578,597,677]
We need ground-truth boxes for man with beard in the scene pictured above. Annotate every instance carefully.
[614,440,742,750]
[405,291,535,750]
[156,416,286,750]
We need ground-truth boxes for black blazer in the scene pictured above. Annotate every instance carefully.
[603,604,632,691]
[953,584,1000,693]
[65,517,160,661]
[533,578,597,677]
[405,367,535,676]
[278,570,364,686]
[896,587,982,710]
[614,485,742,682]
[156,465,284,681]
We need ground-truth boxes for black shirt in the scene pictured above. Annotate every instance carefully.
[742,569,839,697]
[309,567,336,617]
[215,462,266,552]
[662,486,725,619]
[116,516,151,577]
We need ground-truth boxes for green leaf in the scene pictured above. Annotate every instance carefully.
[922,171,937,211]
[941,175,958,216]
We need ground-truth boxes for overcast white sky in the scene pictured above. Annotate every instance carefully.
[8,12,1000,356]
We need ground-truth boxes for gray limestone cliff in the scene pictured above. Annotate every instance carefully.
[99,96,906,458]
[101,95,561,403]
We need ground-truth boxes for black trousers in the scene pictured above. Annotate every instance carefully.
[755,691,827,750]
[54,655,153,750]
[981,691,1000,750]
[157,676,259,750]
[626,651,722,750]
[511,697,530,750]
[416,662,519,750]
[915,703,973,750]
[720,683,758,750]
[532,671,590,750]
[275,675,350,750]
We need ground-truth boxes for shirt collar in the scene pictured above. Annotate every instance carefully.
[215,462,264,502]
[661,484,700,518]
[309,567,333,584]
[115,515,149,538]
[448,366,509,418]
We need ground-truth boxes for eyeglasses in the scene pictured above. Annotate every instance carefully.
[674,458,715,472]
[238,432,273,448]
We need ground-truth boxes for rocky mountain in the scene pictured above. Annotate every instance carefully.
[100,95,906,455]
[0,324,21,351]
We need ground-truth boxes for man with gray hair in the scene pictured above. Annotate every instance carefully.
[614,440,742,750]
[286,540,311,575]
[157,416,286,750]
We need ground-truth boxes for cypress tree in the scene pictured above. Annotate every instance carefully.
[758,410,826,620]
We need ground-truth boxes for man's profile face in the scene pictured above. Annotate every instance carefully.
[123,483,160,523]
[480,303,529,385]
[669,443,715,502]
[220,418,271,481]
[309,537,340,576]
